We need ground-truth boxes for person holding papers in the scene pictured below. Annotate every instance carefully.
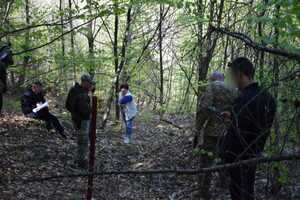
[21,81,66,138]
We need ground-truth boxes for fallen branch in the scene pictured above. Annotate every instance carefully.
[22,153,300,183]
[160,118,184,130]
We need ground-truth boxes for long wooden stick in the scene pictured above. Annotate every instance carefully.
[23,153,300,183]
[86,96,98,200]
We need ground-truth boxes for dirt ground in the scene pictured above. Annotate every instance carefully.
[0,95,296,200]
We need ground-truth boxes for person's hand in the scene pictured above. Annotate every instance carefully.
[221,111,231,122]
[36,102,43,108]
[90,85,96,93]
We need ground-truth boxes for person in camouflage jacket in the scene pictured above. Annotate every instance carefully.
[194,71,237,200]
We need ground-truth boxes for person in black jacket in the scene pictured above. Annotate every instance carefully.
[21,81,66,138]
[0,42,14,114]
[221,57,276,200]
[66,75,93,168]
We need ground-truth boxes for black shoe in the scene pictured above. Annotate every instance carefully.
[75,160,88,169]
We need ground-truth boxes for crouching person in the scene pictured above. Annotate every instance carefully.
[21,81,66,138]
[66,75,93,168]
[119,83,137,144]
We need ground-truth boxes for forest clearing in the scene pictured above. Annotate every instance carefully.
[0,0,300,199]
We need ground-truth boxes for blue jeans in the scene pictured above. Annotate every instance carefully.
[124,118,134,139]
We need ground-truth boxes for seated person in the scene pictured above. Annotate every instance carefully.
[21,81,66,138]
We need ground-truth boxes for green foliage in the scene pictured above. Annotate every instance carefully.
[192,148,214,158]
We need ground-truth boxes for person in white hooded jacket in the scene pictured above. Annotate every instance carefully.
[119,83,138,144]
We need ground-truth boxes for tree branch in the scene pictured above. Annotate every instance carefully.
[13,15,101,56]
[211,26,300,62]
[21,153,300,183]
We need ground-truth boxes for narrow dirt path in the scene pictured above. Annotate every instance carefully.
[0,109,230,199]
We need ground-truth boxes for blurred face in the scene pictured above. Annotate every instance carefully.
[120,88,128,96]
[229,69,243,89]
[81,81,92,91]
[32,84,43,94]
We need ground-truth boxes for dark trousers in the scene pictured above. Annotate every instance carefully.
[228,164,257,200]
[197,136,218,199]
[33,111,64,134]
[0,93,2,113]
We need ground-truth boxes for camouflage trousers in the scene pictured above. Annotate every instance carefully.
[76,120,90,163]
[196,136,218,200]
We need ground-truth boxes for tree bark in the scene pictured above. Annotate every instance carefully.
[87,0,95,77]
[19,0,31,85]
[59,0,67,89]
[68,0,76,82]
[158,4,164,109]
[113,0,120,120]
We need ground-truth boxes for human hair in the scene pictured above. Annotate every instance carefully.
[228,57,255,79]
[120,83,129,90]
[33,80,43,86]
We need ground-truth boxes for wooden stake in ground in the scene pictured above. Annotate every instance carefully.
[86,96,98,200]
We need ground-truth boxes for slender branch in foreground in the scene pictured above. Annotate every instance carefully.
[211,26,300,62]
[22,153,300,183]
[13,15,100,56]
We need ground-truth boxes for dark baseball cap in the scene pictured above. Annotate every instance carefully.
[81,74,95,84]
[228,57,255,78]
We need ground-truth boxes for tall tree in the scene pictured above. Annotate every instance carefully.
[114,0,120,120]
[195,0,225,199]
[59,0,67,89]
[158,4,164,109]
[68,0,76,82]
[86,0,95,76]
[19,0,31,85]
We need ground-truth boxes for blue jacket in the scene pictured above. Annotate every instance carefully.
[119,91,137,121]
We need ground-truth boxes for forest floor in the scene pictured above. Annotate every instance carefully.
[0,94,296,200]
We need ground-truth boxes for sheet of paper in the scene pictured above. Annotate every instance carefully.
[32,101,49,113]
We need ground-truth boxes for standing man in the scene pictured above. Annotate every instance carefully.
[119,83,137,144]
[222,57,276,200]
[0,42,14,114]
[194,71,237,199]
[21,81,66,138]
[66,75,93,168]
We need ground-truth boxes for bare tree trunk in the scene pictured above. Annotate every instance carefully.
[194,0,225,199]
[102,6,132,127]
[257,0,268,83]
[270,4,282,198]
[158,4,164,109]
[59,0,67,89]
[87,0,95,77]
[114,0,120,120]
[68,0,76,82]
[19,0,30,85]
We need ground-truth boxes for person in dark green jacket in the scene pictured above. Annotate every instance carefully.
[0,42,14,114]
[66,74,93,168]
